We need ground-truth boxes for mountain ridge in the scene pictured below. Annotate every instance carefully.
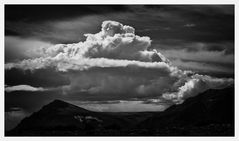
[6,86,234,136]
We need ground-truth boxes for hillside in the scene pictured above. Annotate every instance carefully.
[6,87,234,136]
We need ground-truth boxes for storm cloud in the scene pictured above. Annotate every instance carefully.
[5,21,233,104]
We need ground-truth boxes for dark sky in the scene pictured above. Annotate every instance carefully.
[5,5,234,131]
[5,5,234,42]
[5,5,234,73]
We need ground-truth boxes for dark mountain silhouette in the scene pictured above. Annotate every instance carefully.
[138,86,234,136]
[6,87,234,136]
[7,99,133,136]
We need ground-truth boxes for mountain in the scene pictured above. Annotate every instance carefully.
[7,99,134,136]
[6,87,234,136]
[139,86,234,135]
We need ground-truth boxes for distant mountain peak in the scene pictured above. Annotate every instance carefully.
[43,99,72,109]
[52,99,66,103]
[37,99,90,115]
[51,99,69,105]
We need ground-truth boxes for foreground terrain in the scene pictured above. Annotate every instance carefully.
[6,87,234,136]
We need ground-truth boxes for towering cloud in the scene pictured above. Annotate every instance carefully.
[5,21,234,104]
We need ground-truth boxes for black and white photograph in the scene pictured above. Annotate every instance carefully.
[2,3,238,139]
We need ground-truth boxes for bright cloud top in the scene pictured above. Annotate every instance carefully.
[5,21,234,104]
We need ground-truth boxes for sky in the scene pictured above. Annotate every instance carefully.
[5,5,234,131]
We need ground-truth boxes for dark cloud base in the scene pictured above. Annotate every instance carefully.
[5,68,70,87]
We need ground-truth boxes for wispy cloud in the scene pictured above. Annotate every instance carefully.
[68,100,168,112]
[5,85,47,92]
[5,36,52,62]
[161,49,233,64]
[184,23,196,27]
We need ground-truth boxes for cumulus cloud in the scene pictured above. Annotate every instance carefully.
[5,85,47,92]
[5,21,234,104]
[162,74,233,104]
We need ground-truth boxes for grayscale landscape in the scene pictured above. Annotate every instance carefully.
[5,5,234,136]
